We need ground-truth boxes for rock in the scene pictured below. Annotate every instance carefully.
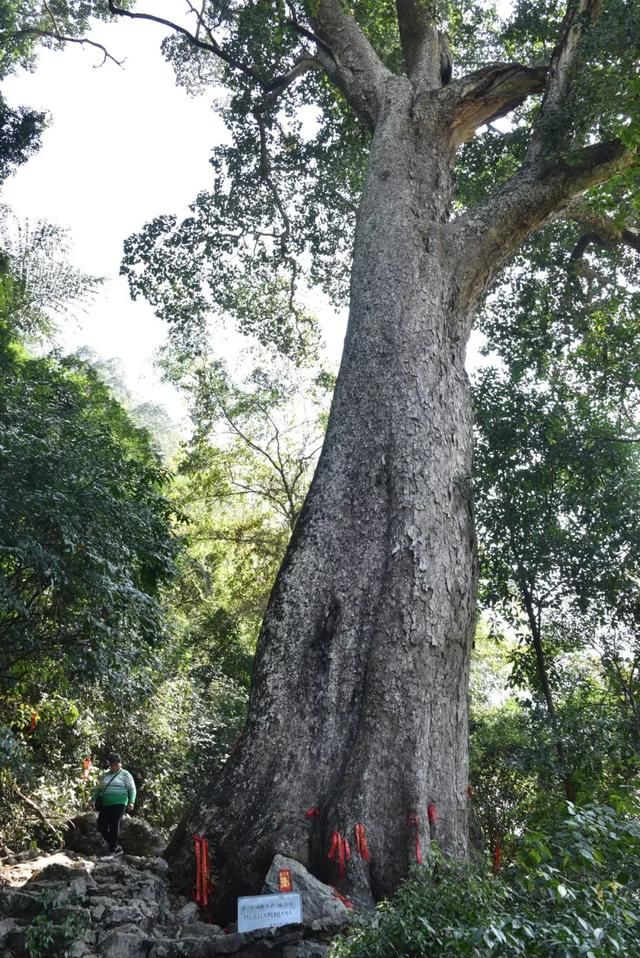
[5,924,26,957]
[147,942,175,958]
[94,859,134,880]
[119,819,166,858]
[175,901,199,924]
[53,875,94,905]
[99,929,153,958]
[33,853,95,883]
[101,900,161,929]
[0,889,43,919]
[175,920,224,939]
[186,932,247,956]
[65,813,166,860]
[65,812,105,855]
[0,846,349,958]
[89,895,121,908]
[263,856,352,925]
[68,943,96,958]
[15,848,41,863]
[283,944,329,958]
[0,916,19,945]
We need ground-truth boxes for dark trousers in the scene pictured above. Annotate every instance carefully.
[97,803,126,852]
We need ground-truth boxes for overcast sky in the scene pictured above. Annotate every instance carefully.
[2,11,222,420]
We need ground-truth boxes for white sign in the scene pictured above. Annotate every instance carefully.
[237,892,303,933]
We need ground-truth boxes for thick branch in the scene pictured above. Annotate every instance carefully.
[307,0,392,127]
[457,139,635,307]
[446,63,548,146]
[395,0,441,86]
[529,0,602,160]
[565,201,640,259]
[264,56,322,100]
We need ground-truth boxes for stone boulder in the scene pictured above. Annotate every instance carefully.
[65,813,166,858]
[99,928,153,958]
[262,855,351,926]
[119,819,166,858]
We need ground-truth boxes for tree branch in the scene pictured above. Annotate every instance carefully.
[395,0,443,87]
[8,28,123,66]
[528,0,602,160]
[446,63,548,146]
[263,56,322,101]
[306,0,392,127]
[564,200,640,259]
[457,138,635,308]
[106,0,262,85]
[12,781,65,842]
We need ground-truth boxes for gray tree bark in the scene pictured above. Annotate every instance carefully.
[164,0,635,916]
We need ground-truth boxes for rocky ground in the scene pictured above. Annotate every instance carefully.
[0,817,354,958]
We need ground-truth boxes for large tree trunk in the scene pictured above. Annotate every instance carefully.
[175,78,480,915]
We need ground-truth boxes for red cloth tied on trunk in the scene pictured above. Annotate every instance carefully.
[354,823,371,862]
[193,835,211,908]
[328,830,350,881]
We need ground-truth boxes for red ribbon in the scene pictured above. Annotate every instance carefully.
[408,815,422,864]
[193,834,202,904]
[305,807,321,819]
[354,823,371,862]
[327,830,350,881]
[193,835,211,908]
[201,838,209,908]
[331,888,353,909]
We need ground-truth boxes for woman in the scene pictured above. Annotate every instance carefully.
[92,753,136,855]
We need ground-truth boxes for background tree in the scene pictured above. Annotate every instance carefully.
[106,0,640,909]
[0,211,180,844]
[470,201,640,849]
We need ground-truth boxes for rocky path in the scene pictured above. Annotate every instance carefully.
[0,823,351,958]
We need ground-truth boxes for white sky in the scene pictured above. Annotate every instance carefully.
[1,12,222,420]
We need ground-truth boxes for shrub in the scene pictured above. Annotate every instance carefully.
[330,802,640,957]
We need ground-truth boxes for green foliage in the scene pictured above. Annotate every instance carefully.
[0,209,101,338]
[0,339,178,682]
[25,889,88,958]
[331,803,640,958]
[0,0,127,74]
[0,213,185,846]
[0,97,44,184]
[474,369,640,623]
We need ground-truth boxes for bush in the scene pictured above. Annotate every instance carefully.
[330,803,640,957]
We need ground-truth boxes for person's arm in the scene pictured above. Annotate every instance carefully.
[124,771,137,811]
[91,774,104,804]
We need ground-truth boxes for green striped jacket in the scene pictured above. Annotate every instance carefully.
[93,769,136,807]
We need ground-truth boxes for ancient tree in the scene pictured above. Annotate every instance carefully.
[110,0,639,911]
